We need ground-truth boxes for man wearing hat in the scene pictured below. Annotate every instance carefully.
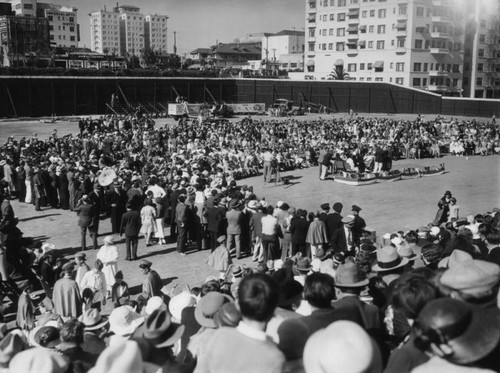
[80,308,108,355]
[226,199,243,259]
[206,198,224,252]
[318,203,330,226]
[331,214,356,256]
[372,246,409,285]
[74,252,90,290]
[440,259,500,308]
[137,260,163,306]
[175,195,188,256]
[327,202,344,249]
[351,205,366,247]
[74,195,98,251]
[334,260,382,333]
[108,181,127,234]
[36,297,62,327]
[120,203,142,261]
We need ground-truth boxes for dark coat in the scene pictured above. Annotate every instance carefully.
[206,206,224,233]
[326,212,343,241]
[74,203,97,229]
[120,209,142,236]
[290,217,309,245]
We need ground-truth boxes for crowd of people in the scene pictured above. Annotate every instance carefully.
[0,112,499,373]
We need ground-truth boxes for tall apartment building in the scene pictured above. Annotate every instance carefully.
[145,14,168,52]
[464,0,500,98]
[37,3,78,48]
[10,0,36,17]
[90,5,168,57]
[89,9,121,55]
[305,0,468,96]
[262,30,305,71]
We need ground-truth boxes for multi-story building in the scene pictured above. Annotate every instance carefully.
[37,3,79,48]
[10,0,35,17]
[90,5,169,57]
[89,9,121,55]
[0,14,50,66]
[262,29,305,71]
[464,0,500,98]
[145,14,168,52]
[305,0,468,96]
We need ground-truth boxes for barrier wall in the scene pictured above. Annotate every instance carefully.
[0,76,498,118]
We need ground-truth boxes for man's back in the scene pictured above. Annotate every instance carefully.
[121,210,141,236]
[195,326,285,373]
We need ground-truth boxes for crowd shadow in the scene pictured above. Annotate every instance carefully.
[128,276,178,295]
[19,213,61,223]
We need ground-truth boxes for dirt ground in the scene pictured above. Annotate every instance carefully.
[1,114,499,317]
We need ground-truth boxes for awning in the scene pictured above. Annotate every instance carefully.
[307,15,316,21]
[373,61,384,69]
[334,59,344,66]
[359,25,367,31]
[395,22,407,30]
[306,60,315,67]
[347,25,358,32]
[358,40,366,47]
[348,9,359,16]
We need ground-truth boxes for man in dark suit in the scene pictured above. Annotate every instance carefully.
[351,204,366,247]
[206,198,224,252]
[290,209,310,256]
[175,194,188,255]
[74,196,98,251]
[108,182,128,234]
[331,214,357,256]
[120,203,142,260]
[137,259,162,306]
[327,202,344,250]
[318,203,330,228]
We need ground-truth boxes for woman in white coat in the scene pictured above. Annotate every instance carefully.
[97,235,119,297]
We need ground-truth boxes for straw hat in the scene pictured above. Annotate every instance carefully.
[372,246,409,272]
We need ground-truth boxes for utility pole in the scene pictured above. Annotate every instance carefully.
[173,31,177,55]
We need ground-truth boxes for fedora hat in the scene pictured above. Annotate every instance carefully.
[335,261,369,288]
[414,298,500,364]
[397,244,418,261]
[109,306,144,337]
[139,259,152,269]
[79,309,109,331]
[132,309,185,348]
[372,246,409,272]
[438,249,473,269]
[194,292,233,328]
[296,257,312,273]
[213,302,242,328]
[440,259,500,296]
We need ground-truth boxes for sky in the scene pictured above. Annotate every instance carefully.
[49,0,305,55]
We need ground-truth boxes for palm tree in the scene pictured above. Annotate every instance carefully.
[327,66,350,80]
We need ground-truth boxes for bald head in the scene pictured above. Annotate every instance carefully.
[304,321,382,373]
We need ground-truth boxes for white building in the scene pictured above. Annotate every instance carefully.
[39,4,78,48]
[305,0,467,96]
[90,5,169,57]
[262,30,305,71]
[145,14,168,52]
[10,0,36,17]
[89,9,121,55]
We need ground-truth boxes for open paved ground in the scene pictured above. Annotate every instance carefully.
[1,114,499,316]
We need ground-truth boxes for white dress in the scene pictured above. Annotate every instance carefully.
[96,244,119,292]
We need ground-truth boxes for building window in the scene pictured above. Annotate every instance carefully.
[330,14,334,20]
[478,63,483,72]
[367,77,372,81]
[479,34,486,43]
[69,17,74,22]
[49,25,53,31]
[399,5,407,15]
[452,64,459,73]
[362,10,367,17]
[378,9,386,18]
[329,28,334,35]
[370,10,375,17]
[377,25,385,34]
[360,63,365,70]
[328,43,333,49]
[337,28,345,36]
[413,78,421,86]
[338,0,346,6]
[423,63,428,72]
[416,7,424,17]
[477,77,482,85]
[338,13,346,21]
[376,40,384,49]
[369,25,374,33]
[48,15,53,21]
[479,49,484,57]
[454,42,461,51]
[414,39,423,49]
[308,43,315,51]
[23,3,33,9]
[368,63,372,70]
[336,42,345,50]
[395,78,404,85]
[414,63,421,72]
[375,77,383,82]
[309,29,315,37]
[396,62,404,71]
[359,77,364,81]
[452,79,458,87]
[348,63,356,72]
[368,41,373,48]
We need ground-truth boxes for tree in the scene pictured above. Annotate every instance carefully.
[327,66,350,80]
[141,47,159,68]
